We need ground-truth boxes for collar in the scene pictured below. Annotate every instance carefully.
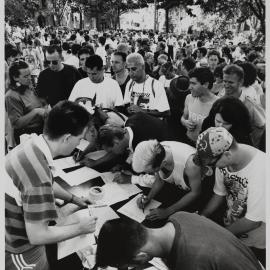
[125,127,134,152]
[33,134,54,168]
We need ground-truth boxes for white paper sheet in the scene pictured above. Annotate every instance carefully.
[100,172,116,184]
[88,205,120,236]
[52,156,80,170]
[99,183,130,205]
[117,194,161,223]
[149,258,169,270]
[56,209,95,260]
[120,183,142,197]
[77,139,90,151]
[60,167,101,186]
[58,234,95,260]
[85,150,107,160]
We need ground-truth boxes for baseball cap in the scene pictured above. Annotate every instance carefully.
[193,127,233,167]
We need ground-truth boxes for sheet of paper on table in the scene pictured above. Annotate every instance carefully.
[149,258,169,270]
[56,209,95,260]
[99,183,130,205]
[59,167,101,186]
[52,156,80,170]
[100,171,117,184]
[76,139,89,151]
[117,194,161,223]
[101,172,142,197]
[88,205,120,236]
[85,150,107,160]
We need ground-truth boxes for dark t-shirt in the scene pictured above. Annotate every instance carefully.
[78,67,88,78]
[167,212,261,270]
[36,64,81,106]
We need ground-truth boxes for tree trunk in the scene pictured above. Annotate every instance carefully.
[165,8,169,33]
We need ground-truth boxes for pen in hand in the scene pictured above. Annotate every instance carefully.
[141,195,146,213]
[76,150,81,161]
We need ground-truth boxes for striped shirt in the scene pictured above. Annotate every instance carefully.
[5,135,58,253]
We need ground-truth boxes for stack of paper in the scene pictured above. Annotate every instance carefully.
[117,194,161,223]
[59,167,101,186]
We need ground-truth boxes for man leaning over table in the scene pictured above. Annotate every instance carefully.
[5,101,97,270]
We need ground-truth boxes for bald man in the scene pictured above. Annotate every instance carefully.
[123,53,170,118]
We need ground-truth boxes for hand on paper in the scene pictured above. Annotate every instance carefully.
[145,208,170,221]
[113,172,131,184]
[80,158,96,168]
[78,215,97,235]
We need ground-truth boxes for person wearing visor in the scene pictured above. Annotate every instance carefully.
[195,127,265,267]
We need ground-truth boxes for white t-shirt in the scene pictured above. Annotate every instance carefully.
[159,75,177,89]
[214,149,265,248]
[95,46,107,65]
[69,77,123,109]
[124,76,170,112]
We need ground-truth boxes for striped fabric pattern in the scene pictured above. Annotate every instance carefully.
[5,138,58,253]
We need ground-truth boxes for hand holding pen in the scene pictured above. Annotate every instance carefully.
[137,194,149,212]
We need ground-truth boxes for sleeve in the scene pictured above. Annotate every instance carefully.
[131,174,156,188]
[213,169,227,196]
[23,185,58,222]
[152,80,170,112]
[5,94,24,127]
[112,81,124,107]
[123,80,132,105]
[245,157,265,222]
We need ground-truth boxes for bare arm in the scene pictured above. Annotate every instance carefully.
[226,217,261,236]
[200,194,226,217]
[25,215,97,245]
[166,157,201,215]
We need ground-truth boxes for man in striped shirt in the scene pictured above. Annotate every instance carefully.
[5,101,97,270]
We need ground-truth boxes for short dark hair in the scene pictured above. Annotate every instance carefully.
[85,54,103,70]
[207,50,220,59]
[236,62,257,87]
[98,36,106,46]
[9,61,29,86]
[71,43,81,55]
[96,219,147,268]
[78,47,92,58]
[198,47,207,57]
[113,51,127,62]
[188,67,214,89]
[46,45,62,55]
[98,125,125,147]
[182,57,196,72]
[213,62,227,79]
[223,64,244,82]
[43,100,91,140]
[5,45,20,60]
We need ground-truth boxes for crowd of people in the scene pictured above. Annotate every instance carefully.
[4,21,266,270]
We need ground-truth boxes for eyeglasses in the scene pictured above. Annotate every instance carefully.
[45,60,59,65]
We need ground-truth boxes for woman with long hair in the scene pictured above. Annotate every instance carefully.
[202,96,253,145]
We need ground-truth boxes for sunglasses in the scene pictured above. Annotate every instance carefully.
[45,60,59,65]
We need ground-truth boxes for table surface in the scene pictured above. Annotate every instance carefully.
[48,152,195,270]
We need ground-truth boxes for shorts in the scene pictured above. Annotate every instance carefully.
[5,245,50,270]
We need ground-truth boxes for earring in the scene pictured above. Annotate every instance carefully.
[16,82,21,87]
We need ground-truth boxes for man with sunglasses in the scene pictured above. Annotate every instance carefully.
[36,45,81,107]
[195,127,265,267]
